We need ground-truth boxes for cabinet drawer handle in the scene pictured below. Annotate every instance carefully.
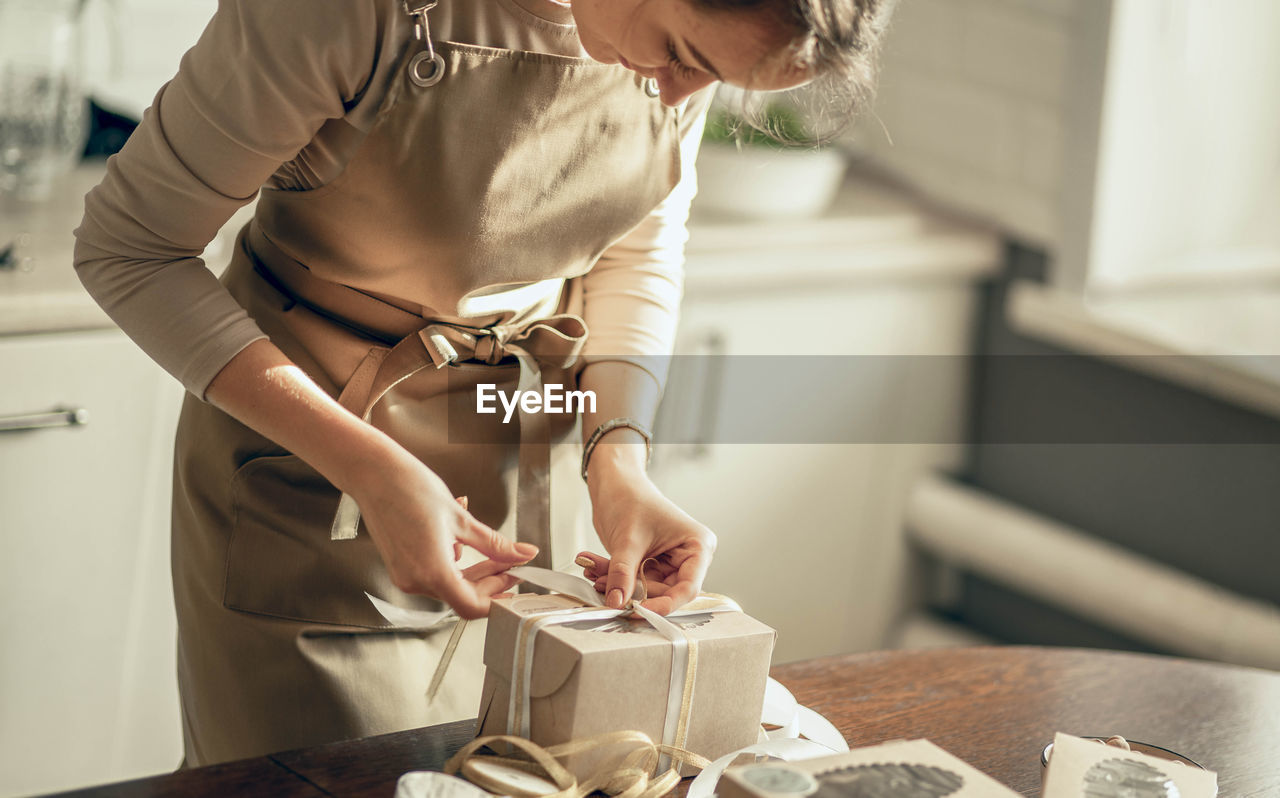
[0,407,90,433]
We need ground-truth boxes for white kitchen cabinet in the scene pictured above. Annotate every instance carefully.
[0,329,184,797]
[651,175,1000,664]
[0,157,251,795]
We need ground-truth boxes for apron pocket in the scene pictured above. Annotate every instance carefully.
[224,452,451,629]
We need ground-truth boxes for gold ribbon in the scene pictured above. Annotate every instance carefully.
[446,731,711,798]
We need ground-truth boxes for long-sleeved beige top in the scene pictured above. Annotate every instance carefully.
[74,0,709,398]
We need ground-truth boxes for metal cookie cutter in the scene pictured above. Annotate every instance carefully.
[404,0,445,88]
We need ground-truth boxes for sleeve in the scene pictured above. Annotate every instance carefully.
[73,0,383,398]
[578,87,715,389]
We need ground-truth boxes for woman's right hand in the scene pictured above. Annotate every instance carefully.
[206,339,532,622]
[348,446,536,620]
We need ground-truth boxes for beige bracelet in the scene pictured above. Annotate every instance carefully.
[580,418,653,482]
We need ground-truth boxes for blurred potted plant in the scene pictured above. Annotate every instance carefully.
[693,96,848,220]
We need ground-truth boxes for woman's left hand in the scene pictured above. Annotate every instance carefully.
[580,449,717,615]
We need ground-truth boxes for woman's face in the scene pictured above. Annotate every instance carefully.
[568,0,808,106]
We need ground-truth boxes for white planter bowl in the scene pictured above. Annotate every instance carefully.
[693,142,848,220]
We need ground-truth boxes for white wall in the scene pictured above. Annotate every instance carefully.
[1086,0,1280,290]
[845,0,1078,248]
[848,0,1280,292]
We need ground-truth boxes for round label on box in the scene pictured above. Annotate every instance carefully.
[742,764,819,796]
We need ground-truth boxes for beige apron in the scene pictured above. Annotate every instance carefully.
[171,5,681,767]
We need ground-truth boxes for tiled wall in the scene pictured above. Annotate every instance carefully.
[846,0,1082,250]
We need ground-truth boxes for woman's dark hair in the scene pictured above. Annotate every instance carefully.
[695,0,896,144]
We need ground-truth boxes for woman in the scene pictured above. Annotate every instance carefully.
[75,0,891,768]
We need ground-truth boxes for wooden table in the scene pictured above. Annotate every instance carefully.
[45,647,1280,797]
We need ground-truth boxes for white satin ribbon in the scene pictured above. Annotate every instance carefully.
[367,592,457,629]
[507,566,606,607]
[685,677,848,798]
[632,602,692,773]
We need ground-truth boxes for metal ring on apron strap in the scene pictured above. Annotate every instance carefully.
[404,0,446,87]
[643,78,661,98]
[410,51,447,87]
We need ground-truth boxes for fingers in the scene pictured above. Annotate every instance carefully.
[576,551,609,584]
[455,517,538,563]
[433,566,520,620]
[398,500,525,619]
[604,539,646,610]
[455,498,468,561]
[576,551,609,571]
[634,548,711,614]
[643,548,711,614]
[461,558,511,581]
[469,571,521,603]
[583,551,689,604]
[639,579,698,615]
[638,594,680,615]
[641,557,677,580]
[453,496,537,563]
[580,552,667,579]
[373,488,531,620]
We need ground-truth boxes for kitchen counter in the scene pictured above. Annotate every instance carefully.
[0,161,998,337]
[685,168,1001,295]
[1,165,112,335]
[1009,278,1280,419]
[0,161,254,336]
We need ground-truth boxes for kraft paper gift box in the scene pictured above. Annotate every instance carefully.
[719,739,1022,798]
[475,591,776,779]
[1042,733,1217,797]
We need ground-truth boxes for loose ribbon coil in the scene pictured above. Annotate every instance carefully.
[395,680,845,798]
[446,730,708,798]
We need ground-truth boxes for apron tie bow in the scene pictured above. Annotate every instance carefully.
[470,315,588,368]
[330,313,589,569]
[243,223,588,569]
